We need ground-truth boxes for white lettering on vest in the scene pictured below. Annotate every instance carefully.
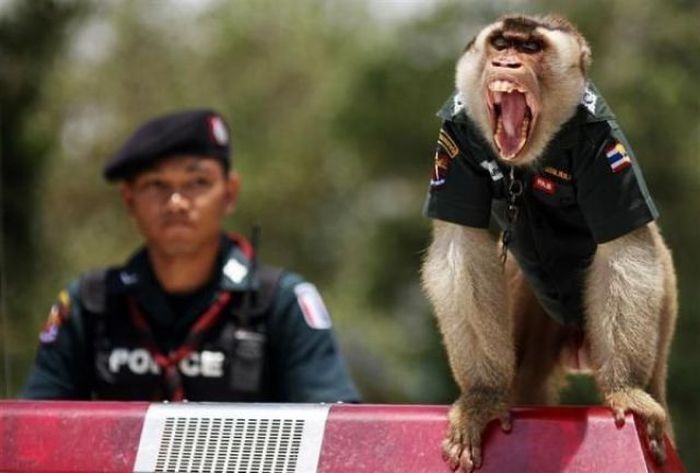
[108,348,129,373]
[200,350,225,377]
[107,348,225,378]
[179,353,200,377]
[129,349,159,374]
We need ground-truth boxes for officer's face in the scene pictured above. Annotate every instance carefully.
[120,156,239,257]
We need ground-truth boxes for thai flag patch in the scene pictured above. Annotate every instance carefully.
[606,141,632,173]
[294,283,332,330]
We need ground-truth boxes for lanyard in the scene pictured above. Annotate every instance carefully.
[127,291,232,401]
[126,232,255,401]
[501,166,523,266]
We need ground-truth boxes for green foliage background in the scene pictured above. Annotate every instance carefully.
[1,0,698,468]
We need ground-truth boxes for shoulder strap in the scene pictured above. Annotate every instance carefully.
[257,265,285,309]
[231,265,284,322]
[78,268,109,314]
[227,265,284,398]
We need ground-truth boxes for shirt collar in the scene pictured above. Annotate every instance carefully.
[218,233,260,292]
[111,233,259,294]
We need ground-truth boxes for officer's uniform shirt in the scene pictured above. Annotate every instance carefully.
[424,84,658,326]
[22,235,360,402]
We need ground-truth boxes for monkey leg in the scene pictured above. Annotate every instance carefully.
[585,224,675,464]
[646,237,678,444]
[422,222,515,472]
[506,260,568,405]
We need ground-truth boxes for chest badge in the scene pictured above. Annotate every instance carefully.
[532,175,557,195]
[543,166,572,181]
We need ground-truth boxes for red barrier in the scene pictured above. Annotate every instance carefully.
[0,401,149,472]
[318,405,685,473]
[0,401,685,472]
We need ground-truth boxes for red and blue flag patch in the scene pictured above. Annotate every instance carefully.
[605,141,632,173]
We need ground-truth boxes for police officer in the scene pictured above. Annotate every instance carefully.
[424,84,658,327]
[23,109,360,403]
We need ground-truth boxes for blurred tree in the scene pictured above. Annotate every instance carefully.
[0,0,88,395]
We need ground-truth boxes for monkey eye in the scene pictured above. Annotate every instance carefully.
[519,41,542,53]
[491,35,510,51]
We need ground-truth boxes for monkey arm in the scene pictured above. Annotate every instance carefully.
[585,223,667,392]
[421,220,515,395]
[584,222,676,463]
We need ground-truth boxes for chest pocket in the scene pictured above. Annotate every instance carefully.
[530,173,576,209]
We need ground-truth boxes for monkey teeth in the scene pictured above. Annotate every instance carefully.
[493,102,532,160]
[488,80,526,94]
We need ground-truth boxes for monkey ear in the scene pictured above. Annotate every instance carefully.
[579,40,592,73]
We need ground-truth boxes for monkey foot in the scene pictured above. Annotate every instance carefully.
[605,388,668,464]
[442,393,512,472]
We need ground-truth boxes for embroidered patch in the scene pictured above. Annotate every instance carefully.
[430,149,451,188]
[430,128,460,188]
[223,258,248,284]
[543,166,572,181]
[208,115,229,146]
[39,290,70,344]
[438,129,459,158]
[294,283,332,330]
[606,141,632,173]
[480,160,504,182]
[533,175,557,195]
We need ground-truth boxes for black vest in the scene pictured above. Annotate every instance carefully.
[79,266,283,401]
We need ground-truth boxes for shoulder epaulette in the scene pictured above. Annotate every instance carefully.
[580,83,617,123]
[437,91,470,122]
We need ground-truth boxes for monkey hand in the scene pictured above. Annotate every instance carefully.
[605,388,668,464]
[443,391,512,472]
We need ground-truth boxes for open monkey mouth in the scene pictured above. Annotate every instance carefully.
[486,80,538,160]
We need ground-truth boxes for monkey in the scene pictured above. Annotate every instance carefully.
[421,14,677,472]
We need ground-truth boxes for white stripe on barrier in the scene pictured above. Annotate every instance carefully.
[133,403,330,473]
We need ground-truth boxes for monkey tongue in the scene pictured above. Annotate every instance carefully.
[497,91,528,158]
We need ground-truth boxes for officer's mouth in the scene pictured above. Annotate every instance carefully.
[161,217,194,229]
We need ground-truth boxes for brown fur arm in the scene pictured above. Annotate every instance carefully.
[584,222,677,460]
[585,223,670,392]
[421,220,515,393]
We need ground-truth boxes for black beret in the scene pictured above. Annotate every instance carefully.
[103,109,231,181]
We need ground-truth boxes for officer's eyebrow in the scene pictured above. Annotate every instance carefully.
[181,156,222,174]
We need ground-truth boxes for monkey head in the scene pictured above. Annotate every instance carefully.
[456,15,592,166]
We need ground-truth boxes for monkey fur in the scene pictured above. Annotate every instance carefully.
[421,14,677,472]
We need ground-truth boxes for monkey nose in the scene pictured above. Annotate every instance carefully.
[492,59,522,69]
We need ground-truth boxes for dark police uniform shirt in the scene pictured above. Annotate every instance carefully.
[423,84,658,326]
[23,235,360,402]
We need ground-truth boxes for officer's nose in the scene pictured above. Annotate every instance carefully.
[166,191,190,210]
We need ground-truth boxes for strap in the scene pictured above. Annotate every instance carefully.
[231,265,284,323]
[127,291,233,401]
[78,269,108,314]
[227,265,283,396]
